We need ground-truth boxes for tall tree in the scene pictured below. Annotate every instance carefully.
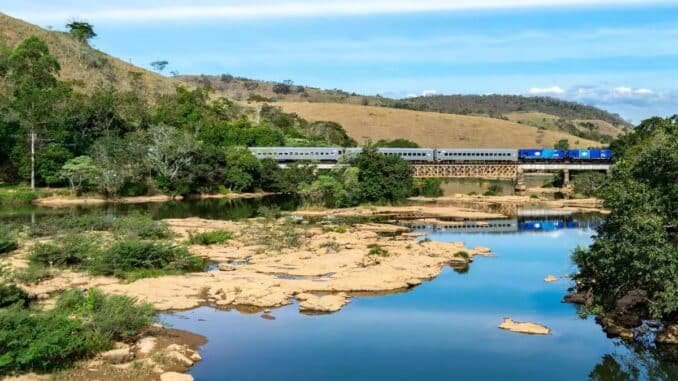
[5,36,63,189]
[66,21,96,44]
[150,60,169,72]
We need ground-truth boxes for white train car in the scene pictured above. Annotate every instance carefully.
[434,149,518,162]
[248,147,342,162]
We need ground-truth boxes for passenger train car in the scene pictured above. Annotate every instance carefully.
[435,148,518,162]
[248,147,612,163]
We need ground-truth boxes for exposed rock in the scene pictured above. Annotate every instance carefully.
[218,263,236,271]
[656,324,678,344]
[498,318,551,335]
[189,352,202,362]
[613,290,647,327]
[167,351,194,367]
[136,337,158,356]
[298,293,349,313]
[544,275,558,283]
[597,316,634,341]
[160,372,194,381]
[563,292,588,305]
[100,347,133,364]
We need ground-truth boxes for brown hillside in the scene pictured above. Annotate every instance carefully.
[0,13,177,98]
[277,102,602,148]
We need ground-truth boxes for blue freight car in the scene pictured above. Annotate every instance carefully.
[519,220,565,232]
[518,149,566,161]
[566,149,612,161]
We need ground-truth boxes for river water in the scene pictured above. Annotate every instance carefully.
[2,198,675,380]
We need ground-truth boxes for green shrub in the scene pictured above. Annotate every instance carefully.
[0,238,18,255]
[0,283,30,308]
[412,178,443,197]
[12,265,53,284]
[483,183,503,196]
[0,185,39,206]
[55,289,155,342]
[454,251,470,259]
[0,306,107,374]
[187,230,232,245]
[30,234,101,268]
[89,240,204,279]
[112,214,171,239]
[367,244,389,257]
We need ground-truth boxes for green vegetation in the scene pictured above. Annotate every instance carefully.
[188,230,233,245]
[0,289,154,374]
[354,145,413,203]
[0,185,38,206]
[412,178,444,197]
[573,116,677,321]
[373,139,420,148]
[0,34,354,196]
[0,230,18,254]
[483,183,503,196]
[554,139,570,150]
[0,282,30,308]
[367,244,389,257]
[90,241,204,280]
[571,172,608,197]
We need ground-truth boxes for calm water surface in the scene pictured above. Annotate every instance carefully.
[161,213,676,381]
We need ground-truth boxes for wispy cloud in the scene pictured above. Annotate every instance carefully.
[528,86,565,95]
[7,0,676,23]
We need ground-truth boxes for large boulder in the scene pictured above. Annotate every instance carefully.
[656,324,678,344]
[101,348,133,364]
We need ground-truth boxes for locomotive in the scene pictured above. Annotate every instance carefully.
[248,147,612,163]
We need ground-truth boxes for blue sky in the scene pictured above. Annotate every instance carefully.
[4,1,678,122]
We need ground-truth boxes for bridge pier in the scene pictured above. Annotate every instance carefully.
[563,168,570,186]
[514,168,526,194]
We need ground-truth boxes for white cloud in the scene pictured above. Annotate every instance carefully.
[421,89,438,96]
[527,86,565,95]
[6,0,675,23]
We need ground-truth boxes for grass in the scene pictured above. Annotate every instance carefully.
[27,214,170,239]
[277,102,601,148]
[11,264,54,284]
[0,185,39,206]
[322,225,348,233]
[187,230,232,245]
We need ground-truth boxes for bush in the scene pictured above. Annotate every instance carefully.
[354,145,413,203]
[0,283,30,308]
[30,234,102,268]
[0,289,154,374]
[483,183,503,196]
[572,172,607,197]
[89,240,204,280]
[12,265,53,284]
[0,185,38,206]
[187,230,232,245]
[412,178,443,197]
[0,306,107,374]
[0,238,18,255]
[367,244,389,257]
[112,214,171,239]
[55,289,155,342]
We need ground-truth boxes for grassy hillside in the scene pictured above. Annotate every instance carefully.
[0,13,177,98]
[277,102,601,148]
[182,74,630,143]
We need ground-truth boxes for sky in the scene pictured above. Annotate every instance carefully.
[4,0,678,123]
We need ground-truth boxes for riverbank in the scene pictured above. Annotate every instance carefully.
[32,192,273,207]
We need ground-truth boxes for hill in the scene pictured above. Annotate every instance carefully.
[0,13,176,98]
[276,102,601,148]
[181,74,631,143]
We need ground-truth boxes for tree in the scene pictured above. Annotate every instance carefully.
[60,156,98,194]
[5,36,63,189]
[147,125,200,195]
[554,139,570,150]
[150,60,168,73]
[223,147,262,192]
[66,21,96,44]
[573,116,677,321]
[353,144,413,203]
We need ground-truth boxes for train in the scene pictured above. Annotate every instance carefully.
[248,147,612,163]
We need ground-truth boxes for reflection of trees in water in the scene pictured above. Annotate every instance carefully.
[589,342,678,381]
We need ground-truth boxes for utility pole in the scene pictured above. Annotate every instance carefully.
[30,130,36,189]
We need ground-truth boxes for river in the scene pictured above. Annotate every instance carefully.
[2,197,676,380]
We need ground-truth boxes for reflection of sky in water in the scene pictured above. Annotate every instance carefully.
[162,224,642,381]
